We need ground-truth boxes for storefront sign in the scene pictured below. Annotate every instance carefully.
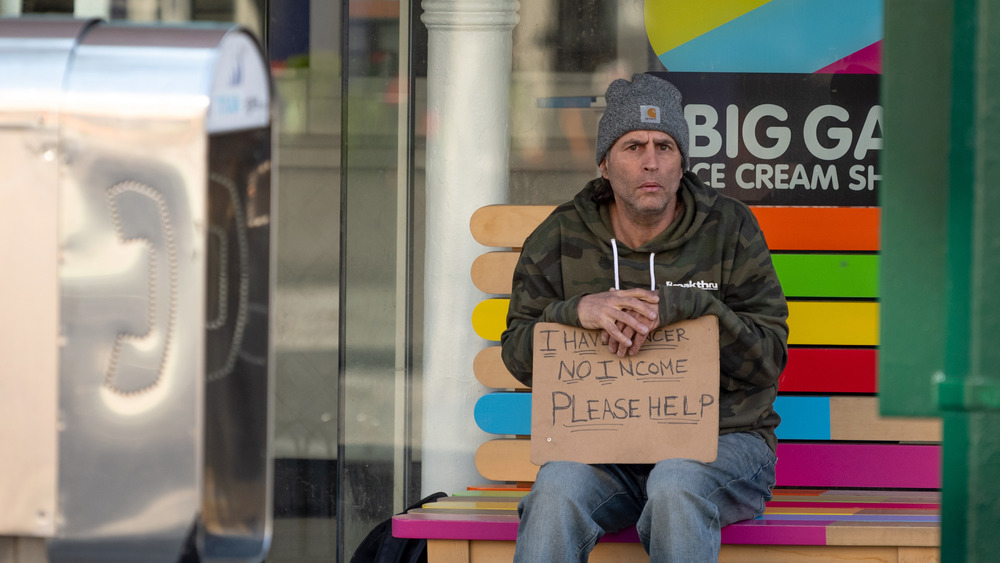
[660,72,881,206]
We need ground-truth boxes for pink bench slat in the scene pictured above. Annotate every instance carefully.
[393,512,860,546]
[392,512,519,541]
[775,443,941,489]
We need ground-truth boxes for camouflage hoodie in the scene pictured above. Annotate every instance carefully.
[500,171,789,451]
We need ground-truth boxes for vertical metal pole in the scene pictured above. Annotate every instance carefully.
[73,0,110,19]
[395,0,414,515]
[939,0,1000,560]
[883,0,1000,560]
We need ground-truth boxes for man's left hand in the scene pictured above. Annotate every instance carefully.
[602,304,660,357]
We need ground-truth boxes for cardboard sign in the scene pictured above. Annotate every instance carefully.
[530,316,719,465]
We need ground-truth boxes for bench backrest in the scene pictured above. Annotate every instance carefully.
[468,202,942,489]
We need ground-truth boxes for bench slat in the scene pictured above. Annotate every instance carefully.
[472,251,880,299]
[778,443,940,489]
[772,254,878,298]
[474,439,941,488]
[471,205,880,252]
[780,348,877,393]
[787,301,879,346]
[472,298,879,346]
[402,525,942,556]
[450,489,942,504]
[470,205,554,248]
[828,397,941,441]
[751,207,880,252]
[393,490,941,549]
[475,346,878,393]
[471,251,520,294]
[473,394,941,442]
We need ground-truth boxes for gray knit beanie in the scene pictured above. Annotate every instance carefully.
[595,73,689,169]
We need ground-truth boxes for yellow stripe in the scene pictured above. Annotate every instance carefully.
[423,501,519,511]
[472,299,510,341]
[763,507,863,516]
[644,0,772,55]
[475,299,879,346]
[788,301,879,346]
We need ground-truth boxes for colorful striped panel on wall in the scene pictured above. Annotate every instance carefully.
[470,205,881,252]
[473,251,879,298]
[472,299,879,346]
[474,345,877,393]
[473,394,939,442]
[645,0,883,73]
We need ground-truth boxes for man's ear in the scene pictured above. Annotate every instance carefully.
[599,158,609,179]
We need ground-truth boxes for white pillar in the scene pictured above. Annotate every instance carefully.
[159,0,191,22]
[126,0,158,21]
[421,0,519,496]
[74,0,110,19]
[0,0,21,16]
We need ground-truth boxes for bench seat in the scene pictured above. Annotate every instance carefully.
[393,488,940,562]
[396,204,942,562]
[396,438,942,561]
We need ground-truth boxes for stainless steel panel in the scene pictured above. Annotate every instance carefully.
[201,127,273,562]
[44,22,273,563]
[201,32,274,563]
[0,17,96,539]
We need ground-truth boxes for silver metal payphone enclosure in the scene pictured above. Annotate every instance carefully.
[0,18,275,563]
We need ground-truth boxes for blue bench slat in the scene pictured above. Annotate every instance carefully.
[475,392,832,440]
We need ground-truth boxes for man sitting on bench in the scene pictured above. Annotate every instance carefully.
[500,73,790,562]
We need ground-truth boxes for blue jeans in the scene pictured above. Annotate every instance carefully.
[513,432,776,562]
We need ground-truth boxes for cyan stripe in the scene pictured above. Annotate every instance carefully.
[475,393,532,435]
[475,393,836,440]
[773,396,831,440]
[657,0,883,73]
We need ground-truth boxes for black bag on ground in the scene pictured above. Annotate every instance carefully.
[350,491,448,563]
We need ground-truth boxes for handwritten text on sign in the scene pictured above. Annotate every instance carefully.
[530,316,719,465]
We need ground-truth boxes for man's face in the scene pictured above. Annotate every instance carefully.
[599,130,684,221]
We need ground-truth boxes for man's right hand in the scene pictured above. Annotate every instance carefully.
[577,288,660,356]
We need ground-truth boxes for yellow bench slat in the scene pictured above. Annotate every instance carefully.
[472,299,879,346]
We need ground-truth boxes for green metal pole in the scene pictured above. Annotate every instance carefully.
[940,0,1000,560]
[883,0,1000,560]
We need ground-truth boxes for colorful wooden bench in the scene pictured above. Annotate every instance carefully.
[394,203,942,562]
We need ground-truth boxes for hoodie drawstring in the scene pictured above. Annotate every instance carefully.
[610,238,656,291]
[649,252,656,290]
[611,238,621,290]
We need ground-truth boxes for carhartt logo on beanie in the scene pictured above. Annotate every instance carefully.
[595,73,689,169]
